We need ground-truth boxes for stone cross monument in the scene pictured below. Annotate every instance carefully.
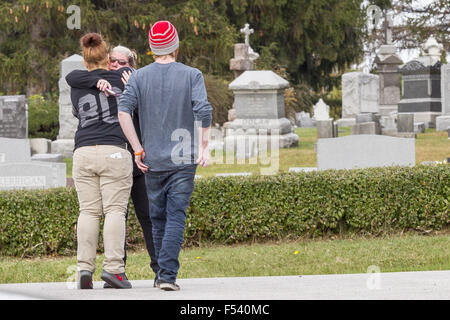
[375,13,403,120]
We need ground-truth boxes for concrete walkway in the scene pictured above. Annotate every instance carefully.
[0,270,449,300]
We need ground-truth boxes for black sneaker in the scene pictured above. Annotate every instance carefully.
[78,270,93,289]
[159,280,180,291]
[100,271,132,289]
[103,282,113,289]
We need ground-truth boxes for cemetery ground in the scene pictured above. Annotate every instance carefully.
[1,127,448,287]
[61,127,450,178]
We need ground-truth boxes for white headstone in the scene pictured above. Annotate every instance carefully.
[342,72,379,118]
[312,99,331,121]
[317,135,415,170]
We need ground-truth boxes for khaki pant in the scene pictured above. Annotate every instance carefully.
[73,145,132,274]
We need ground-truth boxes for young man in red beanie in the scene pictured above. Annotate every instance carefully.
[118,21,212,291]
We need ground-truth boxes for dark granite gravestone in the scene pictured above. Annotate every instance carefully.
[398,37,443,128]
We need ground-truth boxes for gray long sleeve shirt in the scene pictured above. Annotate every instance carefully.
[118,62,212,171]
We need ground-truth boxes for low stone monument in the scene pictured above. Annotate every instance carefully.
[316,135,415,170]
[350,113,381,135]
[51,54,86,157]
[397,113,414,133]
[0,95,27,139]
[295,111,314,128]
[0,137,66,190]
[398,36,443,128]
[224,70,299,152]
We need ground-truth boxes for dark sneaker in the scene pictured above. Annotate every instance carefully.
[159,281,180,291]
[101,271,132,289]
[78,270,93,289]
[103,282,113,289]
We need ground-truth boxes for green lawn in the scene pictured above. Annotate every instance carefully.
[1,231,449,284]
[64,128,448,178]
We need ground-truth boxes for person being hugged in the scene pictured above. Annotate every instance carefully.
[67,33,133,289]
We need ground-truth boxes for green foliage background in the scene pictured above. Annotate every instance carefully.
[0,0,366,96]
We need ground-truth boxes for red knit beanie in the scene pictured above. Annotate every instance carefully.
[148,21,179,55]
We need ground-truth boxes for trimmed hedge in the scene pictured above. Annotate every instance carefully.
[1,165,449,257]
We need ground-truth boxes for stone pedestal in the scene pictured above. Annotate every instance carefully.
[51,54,86,158]
[224,70,298,152]
[229,44,254,79]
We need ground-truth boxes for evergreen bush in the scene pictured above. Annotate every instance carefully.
[1,165,448,257]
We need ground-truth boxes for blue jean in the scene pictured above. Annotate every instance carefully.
[145,164,197,283]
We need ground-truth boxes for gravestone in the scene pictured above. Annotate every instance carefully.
[0,138,66,190]
[397,113,414,133]
[398,37,443,128]
[436,63,450,131]
[312,99,331,121]
[316,119,335,139]
[51,54,86,157]
[224,70,299,152]
[341,72,379,119]
[0,162,66,190]
[0,137,31,162]
[0,95,27,139]
[414,122,426,134]
[29,138,52,155]
[316,135,415,170]
[351,113,381,135]
[295,111,314,128]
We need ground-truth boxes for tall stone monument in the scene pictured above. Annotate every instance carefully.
[224,70,299,152]
[398,36,443,128]
[51,54,86,157]
[229,23,258,79]
[374,14,403,117]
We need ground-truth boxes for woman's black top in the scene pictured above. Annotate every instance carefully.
[66,67,132,150]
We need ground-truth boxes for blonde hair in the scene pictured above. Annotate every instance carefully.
[111,45,138,68]
[80,33,109,70]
